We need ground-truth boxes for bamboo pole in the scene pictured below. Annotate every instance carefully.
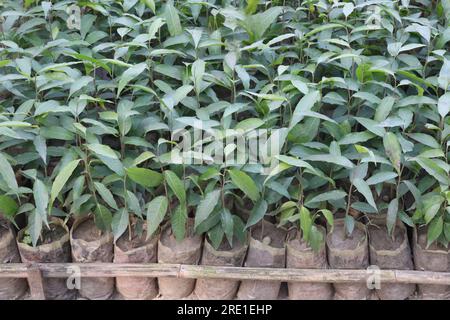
[1,263,450,285]
[26,264,45,300]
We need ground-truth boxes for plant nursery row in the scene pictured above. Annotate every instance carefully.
[1,211,450,300]
[0,0,449,300]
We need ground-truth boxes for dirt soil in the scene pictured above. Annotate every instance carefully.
[329,222,365,250]
[368,224,404,251]
[160,222,200,253]
[19,223,66,246]
[289,228,326,251]
[417,227,446,250]
[213,237,246,252]
[116,229,150,251]
[72,218,100,242]
[251,222,285,248]
[39,225,66,245]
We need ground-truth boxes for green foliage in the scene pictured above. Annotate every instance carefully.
[0,0,449,250]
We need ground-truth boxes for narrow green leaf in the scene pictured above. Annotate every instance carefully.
[117,63,147,96]
[353,178,377,211]
[0,152,18,192]
[171,203,187,241]
[94,182,118,210]
[386,198,398,235]
[50,159,81,208]
[146,196,168,239]
[194,189,221,229]
[229,169,260,202]
[165,2,182,36]
[383,132,402,174]
[0,195,18,221]
[127,167,163,188]
[33,179,49,227]
[245,199,267,228]
[164,170,186,204]
[112,208,129,242]
[93,205,112,234]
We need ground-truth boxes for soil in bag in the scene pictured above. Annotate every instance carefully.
[368,217,415,300]
[17,218,74,300]
[194,237,248,300]
[236,220,286,300]
[114,223,159,300]
[70,217,114,300]
[157,219,202,299]
[326,218,370,300]
[0,220,28,299]
[286,227,333,300]
[413,226,448,299]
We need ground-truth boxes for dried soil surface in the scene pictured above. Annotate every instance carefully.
[72,218,100,242]
[368,223,404,251]
[329,222,365,250]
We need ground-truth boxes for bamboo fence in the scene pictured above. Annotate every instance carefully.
[1,263,449,300]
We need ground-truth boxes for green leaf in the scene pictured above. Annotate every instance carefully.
[228,169,260,202]
[94,204,113,231]
[94,182,118,210]
[383,132,402,174]
[386,198,398,235]
[245,0,259,15]
[408,133,440,149]
[146,196,168,239]
[0,152,18,192]
[142,0,156,13]
[194,189,221,229]
[233,215,247,245]
[28,210,43,247]
[245,199,267,228]
[221,208,234,246]
[414,157,449,186]
[318,209,334,232]
[127,168,163,188]
[112,208,129,242]
[244,7,283,40]
[353,178,377,211]
[344,214,355,235]
[235,118,265,131]
[87,144,119,159]
[33,135,47,165]
[299,206,312,242]
[309,225,324,252]
[165,2,182,36]
[117,62,147,96]
[374,97,395,122]
[303,154,354,168]
[354,117,385,137]
[306,190,347,205]
[164,170,186,204]
[50,159,81,209]
[33,179,49,227]
[133,151,155,166]
[0,195,18,221]
[427,216,443,247]
[289,90,320,130]
[208,223,224,250]
[171,203,187,241]
[366,171,398,185]
[438,92,450,118]
[192,59,205,96]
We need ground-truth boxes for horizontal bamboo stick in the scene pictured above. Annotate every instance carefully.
[0,263,449,285]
